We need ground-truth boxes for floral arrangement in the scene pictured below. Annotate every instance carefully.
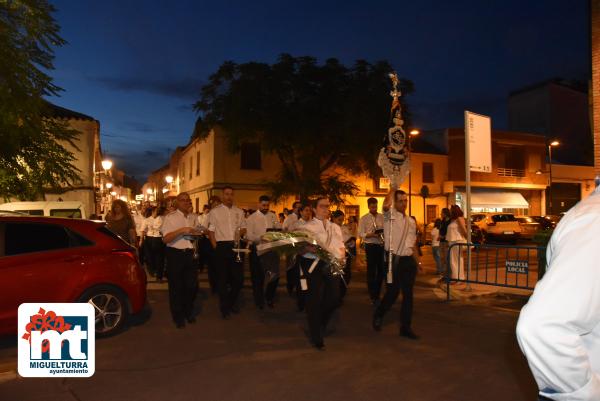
[256,231,345,276]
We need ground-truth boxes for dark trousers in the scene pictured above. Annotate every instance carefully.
[198,237,216,292]
[365,244,385,301]
[375,255,417,330]
[250,247,279,307]
[215,241,244,315]
[146,236,165,279]
[286,256,298,294]
[340,252,353,299]
[299,256,341,345]
[165,247,198,324]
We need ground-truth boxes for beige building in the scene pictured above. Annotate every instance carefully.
[42,103,103,216]
[148,126,597,226]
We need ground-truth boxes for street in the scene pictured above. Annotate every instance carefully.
[0,265,538,401]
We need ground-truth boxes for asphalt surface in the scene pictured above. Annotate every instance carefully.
[0,274,538,401]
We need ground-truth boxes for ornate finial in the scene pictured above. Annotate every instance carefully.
[389,72,401,101]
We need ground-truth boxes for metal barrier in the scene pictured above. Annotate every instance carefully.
[445,242,546,301]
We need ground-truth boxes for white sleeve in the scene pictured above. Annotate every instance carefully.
[358,216,368,240]
[245,215,258,243]
[207,211,216,232]
[239,210,247,229]
[160,215,176,236]
[516,213,600,400]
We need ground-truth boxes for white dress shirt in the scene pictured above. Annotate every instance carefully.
[206,203,246,242]
[383,209,416,256]
[160,209,198,249]
[133,212,145,237]
[516,187,600,401]
[143,215,163,238]
[282,213,299,232]
[358,212,384,245]
[246,210,281,244]
[298,218,345,260]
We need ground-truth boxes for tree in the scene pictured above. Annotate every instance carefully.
[194,54,414,202]
[0,0,80,201]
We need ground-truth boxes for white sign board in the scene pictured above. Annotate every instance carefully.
[465,111,491,173]
[135,194,143,201]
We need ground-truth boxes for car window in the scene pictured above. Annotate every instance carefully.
[492,214,516,222]
[18,209,44,216]
[2,222,92,256]
[50,209,82,218]
[472,215,485,222]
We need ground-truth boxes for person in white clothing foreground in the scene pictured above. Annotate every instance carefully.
[516,185,600,401]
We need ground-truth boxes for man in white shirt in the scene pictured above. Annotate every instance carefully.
[161,192,204,328]
[296,197,345,350]
[283,201,302,294]
[358,197,385,304]
[206,186,247,319]
[246,195,282,309]
[516,186,600,401]
[372,188,421,339]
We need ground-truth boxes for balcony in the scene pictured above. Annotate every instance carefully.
[497,167,525,178]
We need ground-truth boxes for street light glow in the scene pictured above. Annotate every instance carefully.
[146,188,154,194]
[105,182,113,189]
[110,191,117,196]
[165,175,173,184]
[101,159,113,170]
[550,140,560,147]
[410,129,420,136]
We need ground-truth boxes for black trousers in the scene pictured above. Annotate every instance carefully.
[215,241,244,315]
[375,255,417,330]
[198,237,216,292]
[165,247,198,323]
[250,247,279,308]
[299,256,341,345]
[365,244,385,301]
[146,236,165,279]
[286,256,298,294]
[340,252,353,299]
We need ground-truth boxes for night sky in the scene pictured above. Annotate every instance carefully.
[48,0,590,181]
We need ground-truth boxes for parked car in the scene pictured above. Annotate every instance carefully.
[0,201,87,219]
[0,215,146,337]
[515,216,541,240]
[472,212,522,243]
[529,215,555,230]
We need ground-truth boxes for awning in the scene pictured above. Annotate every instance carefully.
[470,191,529,209]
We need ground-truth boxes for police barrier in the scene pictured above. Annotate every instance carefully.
[445,242,546,301]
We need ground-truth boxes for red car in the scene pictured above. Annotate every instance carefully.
[0,215,147,337]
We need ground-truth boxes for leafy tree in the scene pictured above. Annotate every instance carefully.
[194,54,413,202]
[0,0,80,201]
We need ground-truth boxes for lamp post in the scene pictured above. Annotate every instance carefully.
[547,140,559,215]
[408,129,420,216]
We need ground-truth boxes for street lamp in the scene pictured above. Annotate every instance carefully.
[165,175,173,184]
[105,182,113,189]
[408,129,420,216]
[101,159,113,171]
[547,140,560,215]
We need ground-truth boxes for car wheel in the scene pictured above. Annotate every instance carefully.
[78,285,129,337]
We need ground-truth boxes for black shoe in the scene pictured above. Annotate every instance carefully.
[221,311,231,320]
[230,305,240,314]
[186,316,196,324]
[400,329,419,340]
[372,315,383,332]
[312,340,325,350]
[175,321,186,329]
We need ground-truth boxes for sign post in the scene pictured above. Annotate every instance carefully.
[464,111,492,290]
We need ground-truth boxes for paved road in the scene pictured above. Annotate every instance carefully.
[0,276,538,401]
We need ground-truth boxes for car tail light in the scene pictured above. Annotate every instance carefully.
[111,249,138,263]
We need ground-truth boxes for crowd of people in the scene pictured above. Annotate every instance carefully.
[102,187,467,349]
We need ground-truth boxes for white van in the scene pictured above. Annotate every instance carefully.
[0,201,87,219]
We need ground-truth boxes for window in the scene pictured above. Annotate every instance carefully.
[3,223,91,256]
[422,162,434,183]
[50,209,82,218]
[196,151,200,176]
[195,198,199,214]
[241,142,261,170]
[181,161,185,184]
[189,156,192,179]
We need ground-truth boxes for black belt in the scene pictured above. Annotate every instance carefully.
[217,241,234,244]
